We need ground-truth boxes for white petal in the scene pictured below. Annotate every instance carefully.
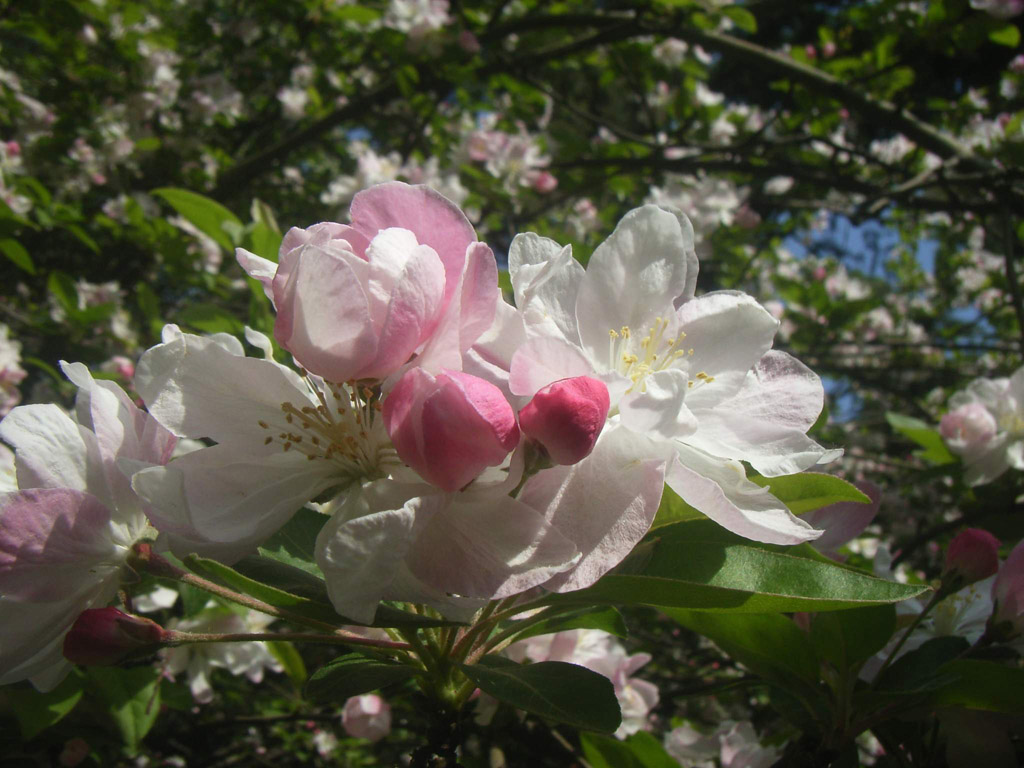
[462,299,528,402]
[667,445,821,544]
[685,351,833,476]
[0,404,100,495]
[236,248,278,305]
[135,329,313,443]
[520,425,667,592]
[404,490,579,599]
[509,234,584,346]
[576,206,696,361]
[132,444,337,563]
[675,292,780,407]
[316,485,431,624]
[509,337,593,397]
[244,327,276,359]
[619,368,698,441]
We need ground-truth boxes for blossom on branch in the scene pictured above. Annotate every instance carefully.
[0,362,176,690]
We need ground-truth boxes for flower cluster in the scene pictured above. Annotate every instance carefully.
[0,182,837,688]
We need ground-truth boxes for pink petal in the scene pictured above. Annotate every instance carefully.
[349,182,477,309]
[0,488,119,602]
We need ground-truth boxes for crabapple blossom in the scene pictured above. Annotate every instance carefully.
[342,694,392,742]
[0,362,176,690]
[940,367,1024,485]
[238,182,498,383]
[161,602,283,704]
[506,204,837,567]
[665,720,780,768]
[382,368,519,491]
[131,325,402,563]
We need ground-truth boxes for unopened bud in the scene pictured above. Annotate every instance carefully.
[383,368,520,491]
[942,528,1000,592]
[63,607,168,666]
[519,376,610,465]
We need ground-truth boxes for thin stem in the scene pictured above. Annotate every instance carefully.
[870,588,943,686]
[165,629,412,651]
[132,543,342,634]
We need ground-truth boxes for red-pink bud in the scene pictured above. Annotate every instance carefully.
[383,368,520,491]
[63,607,168,666]
[519,376,610,465]
[943,528,1000,588]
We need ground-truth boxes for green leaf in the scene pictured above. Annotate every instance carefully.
[886,412,955,464]
[989,23,1020,47]
[178,302,245,336]
[305,654,417,703]
[332,5,381,22]
[0,237,34,274]
[932,660,1024,713]
[48,270,79,316]
[722,6,757,34]
[651,484,705,529]
[810,604,896,670]
[548,520,929,612]
[5,670,85,740]
[509,607,629,643]
[267,640,308,687]
[458,657,621,733]
[581,731,679,768]
[749,472,870,515]
[152,187,242,253]
[665,609,820,687]
[258,507,329,577]
[247,221,282,263]
[86,666,162,754]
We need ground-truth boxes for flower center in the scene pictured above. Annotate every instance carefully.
[257,378,399,482]
[608,317,710,393]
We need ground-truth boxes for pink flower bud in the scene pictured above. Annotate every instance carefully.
[63,607,168,666]
[1011,54,1024,73]
[383,368,520,491]
[823,41,837,58]
[943,528,1000,588]
[341,694,391,742]
[804,44,817,60]
[531,171,558,193]
[991,540,1024,639]
[5,140,20,156]
[519,376,610,465]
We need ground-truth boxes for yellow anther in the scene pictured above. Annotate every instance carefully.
[621,326,631,338]
[609,329,619,339]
